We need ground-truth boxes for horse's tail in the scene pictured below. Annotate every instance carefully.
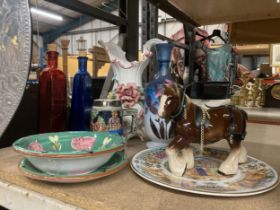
[241,109,248,121]
[229,106,248,141]
[240,109,248,140]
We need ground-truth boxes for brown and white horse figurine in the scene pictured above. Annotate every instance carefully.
[158,83,248,176]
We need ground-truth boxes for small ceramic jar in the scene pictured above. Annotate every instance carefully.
[91,99,136,136]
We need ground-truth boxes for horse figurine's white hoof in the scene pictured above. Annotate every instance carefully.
[219,161,239,175]
[218,147,241,175]
[182,148,194,169]
[166,148,185,176]
[166,147,194,177]
[238,144,247,163]
[169,163,187,177]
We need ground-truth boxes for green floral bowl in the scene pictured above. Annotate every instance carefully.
[13,131,126,176]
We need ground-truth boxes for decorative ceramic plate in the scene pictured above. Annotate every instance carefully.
[19,151,127,183]
[131,147,279,197]
[13,131,126,175]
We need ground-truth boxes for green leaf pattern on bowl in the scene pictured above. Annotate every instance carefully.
[101,137,112,149]
[49,135,62,152]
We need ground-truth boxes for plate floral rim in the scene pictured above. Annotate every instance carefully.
[130,147,279,197]
[19,154,128,183]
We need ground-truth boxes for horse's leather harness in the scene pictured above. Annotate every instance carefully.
[170,85,210,153]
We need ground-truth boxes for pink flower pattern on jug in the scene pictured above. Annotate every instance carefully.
[115,83,142,108]
[28,140,44,152]
[71,136,96,151]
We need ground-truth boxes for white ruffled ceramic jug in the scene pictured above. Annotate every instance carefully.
[98,39,163,140]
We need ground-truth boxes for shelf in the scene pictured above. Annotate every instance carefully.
[235,44,270,56]
[167,0,280,25]
[192,99,280,125]
[0,138,280,210]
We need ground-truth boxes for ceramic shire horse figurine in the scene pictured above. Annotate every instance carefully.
[158,83,248,176]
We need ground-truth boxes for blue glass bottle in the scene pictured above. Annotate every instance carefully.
[69,52,93,131]
[144,43,175,148]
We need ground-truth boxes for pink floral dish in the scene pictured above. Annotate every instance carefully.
[13,131,125,175]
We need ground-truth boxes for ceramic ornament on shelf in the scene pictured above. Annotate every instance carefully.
[98,39,164,140]
[144,43,175,148]
[157,82,248,176]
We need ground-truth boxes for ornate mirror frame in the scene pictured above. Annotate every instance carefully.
[0,0,32,136]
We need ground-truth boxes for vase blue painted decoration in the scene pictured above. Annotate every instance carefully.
[144,43,175,148]
[69,52,93,131]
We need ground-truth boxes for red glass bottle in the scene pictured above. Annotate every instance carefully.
[39,44,67,133]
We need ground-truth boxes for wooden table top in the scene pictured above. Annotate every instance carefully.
[0,139,280,210]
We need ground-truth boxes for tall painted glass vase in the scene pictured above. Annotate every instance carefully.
[144,43,175,148]
[69,51,93,131]
[39,44,67,133]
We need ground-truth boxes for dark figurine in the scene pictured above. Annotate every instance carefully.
[158,83,248,176]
